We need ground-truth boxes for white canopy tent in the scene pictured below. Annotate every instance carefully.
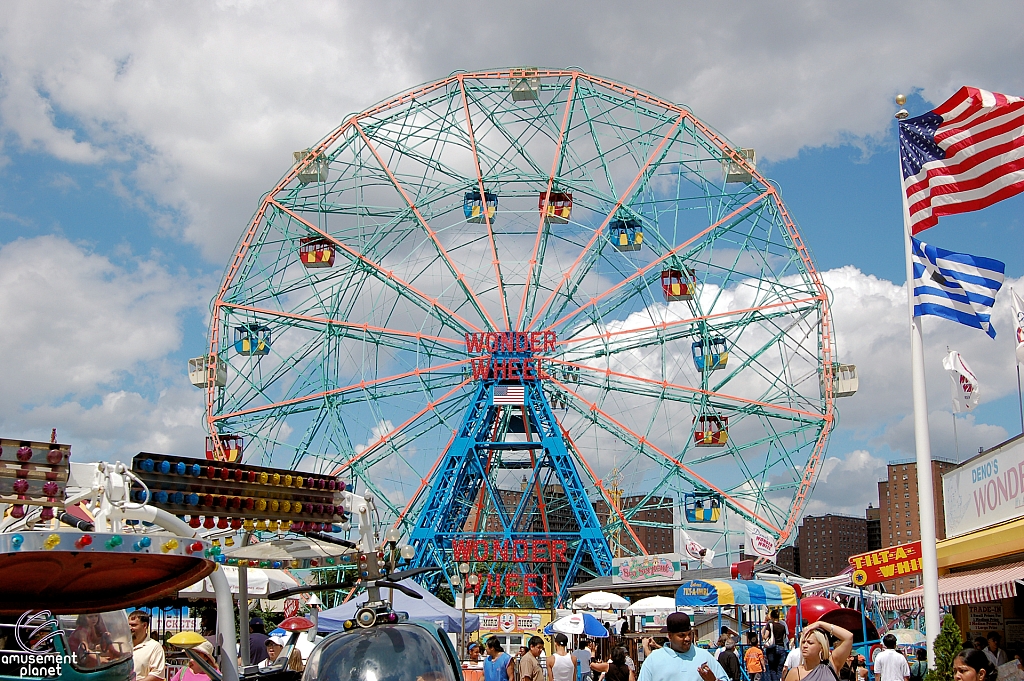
[179,566,299,599]
[625,596,677,615]
[572,591,630,610]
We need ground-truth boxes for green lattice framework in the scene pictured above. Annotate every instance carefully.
[205,68,837,558]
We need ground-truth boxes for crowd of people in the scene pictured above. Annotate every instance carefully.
[466,610,1011,681]
[125,610,306,681]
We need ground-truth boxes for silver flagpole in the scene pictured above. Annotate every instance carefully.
[897,97,941,667]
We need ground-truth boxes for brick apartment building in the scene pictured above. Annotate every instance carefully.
[876,458,957,593]
[594,495,675,555]
[798,513,869,577]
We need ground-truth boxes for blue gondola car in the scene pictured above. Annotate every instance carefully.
[464,191,497,224]
[609,219,642,251]
[683,493,722,523]
[692,337,728,371]
[235,324,272,356]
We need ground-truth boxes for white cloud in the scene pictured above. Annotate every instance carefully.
[799,449,888,518]
[0,235,209,460]
[1,2,1021,260]
[825,266,1023,454]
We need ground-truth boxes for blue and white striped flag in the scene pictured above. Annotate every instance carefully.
[911,237,1005,338]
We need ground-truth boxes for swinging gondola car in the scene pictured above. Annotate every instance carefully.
[683,492,722,523]
[187,355,228,388]
[0,610,134,681]
[609,219,642,252]
[693,414,728,447]
[820,363,859,398]
[539,191,572,224]
[722,148,756,184]
[205,434,243,462]
[299,237,336,268]
[691,337,728,371]
[293,148,329,184]
[661,268,696,301]
[509,67,540,101]
[234,323,272,356]
[463,191,498,224]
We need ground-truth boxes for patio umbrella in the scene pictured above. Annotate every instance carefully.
[625,596,677,616]
[544,613,609,638]
[886,628,925,645]
[573,591,630,610]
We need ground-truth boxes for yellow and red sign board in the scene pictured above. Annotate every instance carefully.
[848,541,923,587]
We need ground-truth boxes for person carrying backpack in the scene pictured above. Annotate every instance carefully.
[909,649,927,681]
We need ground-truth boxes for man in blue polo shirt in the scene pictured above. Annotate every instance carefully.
[639,613,728,681]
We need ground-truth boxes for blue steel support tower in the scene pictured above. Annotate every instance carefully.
[409,332,613,607]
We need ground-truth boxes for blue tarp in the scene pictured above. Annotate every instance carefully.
[318,580,480,634]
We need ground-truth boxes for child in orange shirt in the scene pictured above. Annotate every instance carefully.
[744,632,766,681]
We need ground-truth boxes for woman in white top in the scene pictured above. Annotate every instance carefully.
[548,633,577,681]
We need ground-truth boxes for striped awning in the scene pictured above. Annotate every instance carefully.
[675,579,798,607]
[888,561,1024,610]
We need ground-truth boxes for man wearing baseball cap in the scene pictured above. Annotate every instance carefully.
[638,613,728,681]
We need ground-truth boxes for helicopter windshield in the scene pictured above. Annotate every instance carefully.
[305,624,459,681]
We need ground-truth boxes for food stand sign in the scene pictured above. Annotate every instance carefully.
[848,541,922,587]
[612,553,681,584]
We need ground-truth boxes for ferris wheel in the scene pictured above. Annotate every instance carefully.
[196,68,850,568]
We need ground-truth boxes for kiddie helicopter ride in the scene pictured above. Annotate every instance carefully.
[0,435,410,681]
[0,437,226,681]
[195,67,857,606]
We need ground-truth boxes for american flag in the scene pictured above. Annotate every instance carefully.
[493,385,525,405]
[900,86,1024,234]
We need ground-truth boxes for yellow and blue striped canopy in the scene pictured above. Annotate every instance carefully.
[675,579,798,606]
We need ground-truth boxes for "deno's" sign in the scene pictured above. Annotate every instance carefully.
[943,438,1024,538]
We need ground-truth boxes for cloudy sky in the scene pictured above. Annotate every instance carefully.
[2,0,1023,527]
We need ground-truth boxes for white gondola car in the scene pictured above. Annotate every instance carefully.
[293,148,329,184]
[510,67,540,101]
[722,148,756,183]
[821,363,858,398]
[188,355,228,388]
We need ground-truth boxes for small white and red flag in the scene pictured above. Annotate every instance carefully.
[942,350,981,412]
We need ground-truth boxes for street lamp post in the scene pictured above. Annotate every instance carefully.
[458,562,471,658]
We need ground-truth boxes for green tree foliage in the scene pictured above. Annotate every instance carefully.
[924,614,963,681]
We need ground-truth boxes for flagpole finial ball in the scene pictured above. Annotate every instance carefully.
[895,94,907,106]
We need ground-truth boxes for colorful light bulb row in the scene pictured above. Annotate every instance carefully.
[9,480,60,495]
[183,516,335,532]
[136,458,343,491]
[137,489,340,516]
[7,474,62,520]
[46,533,192,554]
[3,445,66,464]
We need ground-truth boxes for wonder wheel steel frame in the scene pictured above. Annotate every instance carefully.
[205,68,837,586]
